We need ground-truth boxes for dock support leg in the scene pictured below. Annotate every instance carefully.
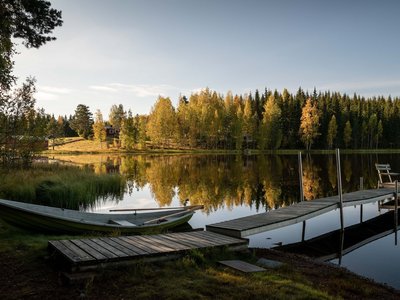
[338,228,344,266]
[298,152,304,202]
[395,181,398,245]
[336,149,344,231]
[360,177,363,223]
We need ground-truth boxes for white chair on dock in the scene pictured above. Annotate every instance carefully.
[375,163,399,188]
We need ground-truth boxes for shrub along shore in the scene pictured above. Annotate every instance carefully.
[0,163,125,210]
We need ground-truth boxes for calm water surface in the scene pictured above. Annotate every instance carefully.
[50,153,400,289]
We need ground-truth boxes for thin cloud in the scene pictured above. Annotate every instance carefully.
[36,91,58,101]
[319,79,400,91]
[36,86,73,101]
[38,86,72,94]
[90,83,181,98]
[89,85,118,92]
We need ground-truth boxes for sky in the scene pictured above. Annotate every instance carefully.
[13,0,400,118]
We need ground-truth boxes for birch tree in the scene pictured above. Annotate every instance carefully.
[299,98,320,150]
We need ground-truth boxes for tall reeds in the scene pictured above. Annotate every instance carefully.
[0,163,125,210]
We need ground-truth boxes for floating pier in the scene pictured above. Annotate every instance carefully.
[206,188,396,238]
[48,230,248,271]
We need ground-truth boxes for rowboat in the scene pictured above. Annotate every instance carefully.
[0,199,201,234]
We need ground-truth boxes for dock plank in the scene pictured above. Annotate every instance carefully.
[122,236,160,254]
[48,240,86,264]
[70,239,107,261]
[90,238,129,258]
[117,236,153,255]
[82,239,119,259]
[59,240,95,263]
[161,233,205,248]
[133,236,176,252]
[219,260,266,273]
[150,235,192,251]
[168,232,216,247]
[99,237,138,256]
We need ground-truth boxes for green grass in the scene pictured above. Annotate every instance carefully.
[0,163,125,209]
[0,222,398,300]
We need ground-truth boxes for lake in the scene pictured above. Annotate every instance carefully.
[48,152,400,289]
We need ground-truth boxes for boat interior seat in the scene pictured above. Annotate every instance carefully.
[109,219,137,226]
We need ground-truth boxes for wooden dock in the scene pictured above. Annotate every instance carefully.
[206,188,396,238]
[48,231,248,271]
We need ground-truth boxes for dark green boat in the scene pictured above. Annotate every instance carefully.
[0,199,199,234]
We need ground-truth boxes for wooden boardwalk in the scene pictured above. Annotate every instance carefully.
[48,231,248,271]
[206,188,396,238]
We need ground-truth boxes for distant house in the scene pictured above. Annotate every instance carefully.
[105,125,120,138]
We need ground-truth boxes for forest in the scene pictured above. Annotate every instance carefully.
[44,87,400,151]
[2,84,400,167]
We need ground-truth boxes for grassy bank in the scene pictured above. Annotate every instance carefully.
[0,163,125,209]
[46,137,400,155]
[0,222,398,300]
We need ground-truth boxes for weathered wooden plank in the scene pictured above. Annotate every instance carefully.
[48,240,84,264]
[121,236,158,254]
[70,239,107,261]
[81,239,119,259]
[59,240,95,262]
[98,237,138,256]
[160,234,202,248]
[123,236,166,254]
[164,232,214,248]
[133,236,177,252]
[90,238,129,258]
[150,235,192,251]
[196,231,246,244]
[116,236,153,255]
[176,232,226,246]
[219,260,265,273]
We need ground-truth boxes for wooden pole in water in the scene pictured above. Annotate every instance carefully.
[298,152,304,202]
[338,226,344,266]
[299,152,306,241]
[360,177,363,223]
[336,149,344,231]
[395,181,398,245]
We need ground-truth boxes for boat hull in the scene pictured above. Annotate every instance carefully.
[0,200,194,235]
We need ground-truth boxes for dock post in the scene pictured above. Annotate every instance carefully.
[395,181,398,245]
[301,220,306,242]
[298,152,304,202]
[336,149,344,231]
[360,177,364,223]
[299,152,306,240]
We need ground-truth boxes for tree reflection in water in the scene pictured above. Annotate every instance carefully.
[50,153,395,213]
